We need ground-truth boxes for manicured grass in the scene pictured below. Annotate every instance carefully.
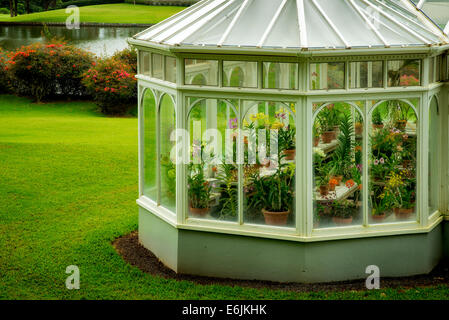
[1,94,449,299]
[0,4,185,24]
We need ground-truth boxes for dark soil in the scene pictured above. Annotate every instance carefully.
[113,231,449,293]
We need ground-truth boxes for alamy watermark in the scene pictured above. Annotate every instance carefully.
[66,265,80,290]
[365,265,380,290]
[65,5,80,30]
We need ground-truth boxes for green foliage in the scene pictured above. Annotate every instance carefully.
[372,107,383,125]
[250,162,295,212]
[0,7,9,14]
[187,162,212,210]
[216,164,238,219]
[5,41,94,102]
[0,48,10,93]
[331,199,357,219]
[331,112,354,178]
[278,126,296,151]
[56,0,123,9]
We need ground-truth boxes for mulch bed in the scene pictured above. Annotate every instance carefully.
[113,231,449,293]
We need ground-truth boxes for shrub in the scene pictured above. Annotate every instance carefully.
[0,7,9,14]
[82,53,137,115]
[0,48,11,93]
[111,47,137,73]
[5,42,94,102]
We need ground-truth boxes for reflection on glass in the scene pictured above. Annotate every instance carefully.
[187,99,238,221]
[310,62,345,90]
[165,56,177,83]
[369,100,418,224]
[242,101,296,227]
[263,62,298,90]
[140,51,150,76]
[313,103,363,229]
[387,60,420,87]
[160,95,176,212]
[223,61,258,88]
[185,59,219,86]
[143,89,157,201]
[429,97,439,214]
[349,61,383,88]
[152,53,163,80]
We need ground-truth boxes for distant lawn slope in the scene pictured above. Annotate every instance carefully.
[0,4,186,24]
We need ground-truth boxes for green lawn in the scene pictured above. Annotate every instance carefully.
[1,94,449,299]
[0,4,185,24]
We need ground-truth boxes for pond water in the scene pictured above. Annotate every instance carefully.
[0,25,146,56]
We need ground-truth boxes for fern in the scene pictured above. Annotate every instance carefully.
[332,112,354,178]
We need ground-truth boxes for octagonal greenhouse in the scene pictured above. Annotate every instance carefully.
[129,0,449,283]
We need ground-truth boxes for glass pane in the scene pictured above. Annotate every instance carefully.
[223,61,258,88]
[152,53,163,80]
[429,97,439,214]
[160,95,176,212]
[263,62,298,90]
[187,98,238,222]
[185,59,218,86]
[310,62,345,90]
[429,57,435,84]
[387,60,421,87]
[242,101,296,228]
[313,103,363,229]
[139,51,150,77]
[369,100,418,224]
[143,89,157,201]
[349,61,383,88]
[436,55,442,82]
[165,56,177,83]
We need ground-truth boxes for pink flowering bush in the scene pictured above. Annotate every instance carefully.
[82,54,137,115]
[5,42,94,102]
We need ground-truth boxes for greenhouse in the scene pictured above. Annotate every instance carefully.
[129,0,449,283]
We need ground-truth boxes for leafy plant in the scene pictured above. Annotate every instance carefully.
[331,112,354,178]
[332,199,357,218]
[372,108,383,125]
[187,162,212,209]
[216,163,238,218]
[317,105,338,132]
[279,126,296,152]
[250,163,295,212]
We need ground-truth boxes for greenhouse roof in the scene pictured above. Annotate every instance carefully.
[133,0,449,51]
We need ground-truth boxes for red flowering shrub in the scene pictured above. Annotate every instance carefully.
[5,42,94,102]
[0,48,11,93]
[111,47,137,73]
[82,54,137,115]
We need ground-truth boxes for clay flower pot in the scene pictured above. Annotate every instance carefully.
[332,216,353,226]
[372,213,386,222]
[332,175,343,185]
[283,149,296,161]
[189,207,210,218]
[319,185,329,196]
[321,131,334,144]
[394,207,414,220]
[262,209,290,226]
[372,124,384,129]
[328,183,336,191]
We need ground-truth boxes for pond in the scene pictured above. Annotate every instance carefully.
[0,25,146,56]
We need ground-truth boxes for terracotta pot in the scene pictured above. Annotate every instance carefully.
[328,183,336,191]
[262,208,290,226]
[355,123,363,135]
[372,124,384,129]
[189,207,210,218]
[332,175,343,185]
[372,213,386,222]
[332,216,353,226]
[283,149,296,161]
[313,136,320,147]
[319,185,329,196]
[394,207,414,220]
[321,131,334,144]
[396,120,407,130]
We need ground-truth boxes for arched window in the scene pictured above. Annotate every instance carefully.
[429,96,440,214]
[160,94,176,212]
[187,99,238,222]
[369,100,418,224]
[143,89,157,202]
[312,102,364,229]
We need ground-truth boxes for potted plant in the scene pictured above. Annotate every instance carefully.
[328,178,338,191]
[187,162,212,218]
[313,122,321,147]
[279,126,296,160]
[394,185,415,220]
[331,199,357,226]
[372,108,383,129]
[316,162,332,196]
[318,106,338,143]
[250,163,295,226]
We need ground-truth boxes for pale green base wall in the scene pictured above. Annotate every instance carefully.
[139,208,445,283]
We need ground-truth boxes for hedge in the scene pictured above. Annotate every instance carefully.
[123,0,197,6]
[56,0,123,9]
